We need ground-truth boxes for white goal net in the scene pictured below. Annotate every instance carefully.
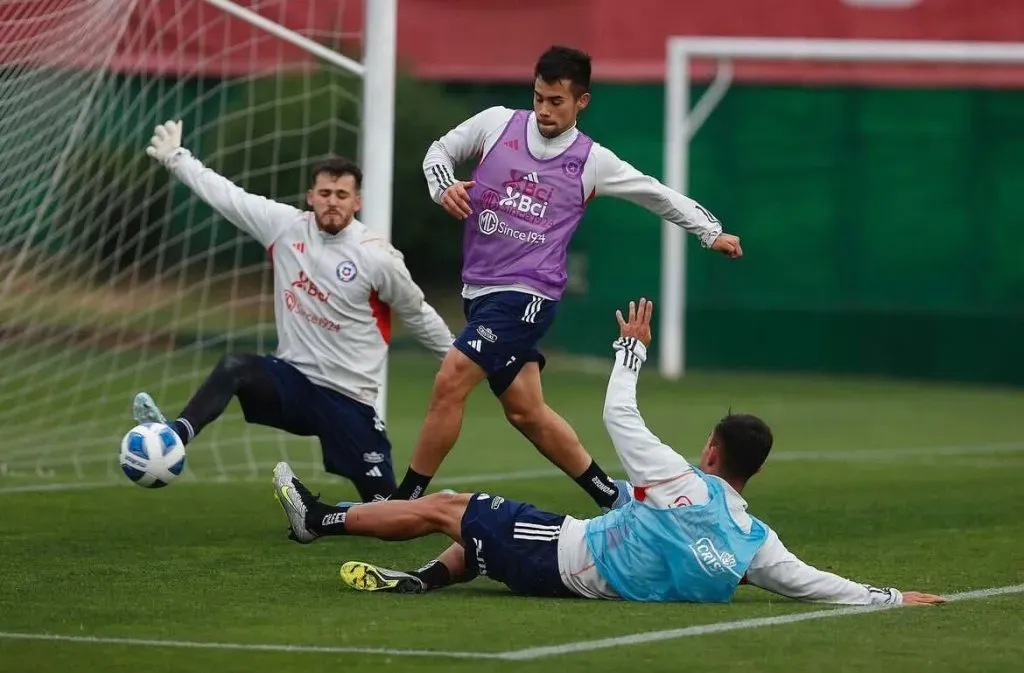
[0,0,391,490]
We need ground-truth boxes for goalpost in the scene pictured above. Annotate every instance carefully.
[659,37,1024,379]
[0,0,395,488]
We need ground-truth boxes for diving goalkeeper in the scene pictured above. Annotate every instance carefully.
[136,120,454,502]
[272,298,944,606]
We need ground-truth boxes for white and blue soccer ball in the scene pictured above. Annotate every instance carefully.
[119,423,187,488]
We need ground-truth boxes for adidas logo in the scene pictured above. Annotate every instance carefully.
[467,339,483,352]
[504,139,519,150]
[292,241,306,253]
[521,171,539,183]
[365,466,383,477]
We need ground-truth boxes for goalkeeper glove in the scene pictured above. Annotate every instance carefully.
[146,119,184,165]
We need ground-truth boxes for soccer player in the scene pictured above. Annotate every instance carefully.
[137,120,454,503]
[391,45,743,510]
[272,298,945,607]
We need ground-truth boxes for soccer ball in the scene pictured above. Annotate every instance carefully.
[119,423,187,488]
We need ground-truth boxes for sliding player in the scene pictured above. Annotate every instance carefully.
[273,298,944,607]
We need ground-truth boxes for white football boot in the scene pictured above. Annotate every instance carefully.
[272,462,320,544]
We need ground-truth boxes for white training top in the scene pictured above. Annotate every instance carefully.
[422,106,723,300]
[165,148,454,407]
[556,339,905,606]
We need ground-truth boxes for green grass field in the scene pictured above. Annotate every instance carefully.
[2,351,1023,672]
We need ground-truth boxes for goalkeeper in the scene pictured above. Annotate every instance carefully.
[136,120,454,503]
[272,298,944,607]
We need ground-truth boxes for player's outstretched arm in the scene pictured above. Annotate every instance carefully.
[370,241,454,358]
[146,120,301,248]
[603,298,692,486]
[745,530,945,606]
[590,144,742,258]
[422,106,513,219]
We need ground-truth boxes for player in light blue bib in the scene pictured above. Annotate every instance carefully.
[584,466,768,603]
[273,298,943,608]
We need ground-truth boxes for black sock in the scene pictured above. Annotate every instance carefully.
[306,502,352,536]
[393,467,432,501]
[171,419,195,446]
[174,353,279,446]
[409,559,452,589]
[574,460,619,508]
[347,469,396,504]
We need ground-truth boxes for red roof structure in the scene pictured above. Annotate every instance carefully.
[2,0,1022,85]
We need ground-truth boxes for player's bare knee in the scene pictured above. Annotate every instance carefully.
[431,356,479,407]
[503,400,549,435]
[420,491,471,508]
[429,370,463,408]
[499,364,545,428]
[418,492,471,529]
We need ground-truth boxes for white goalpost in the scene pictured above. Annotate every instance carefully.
[205,0,396,417]
[0,0,396,488]
[659,37,1024,379]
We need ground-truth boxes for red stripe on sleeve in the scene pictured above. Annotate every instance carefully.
[369,290,392,343]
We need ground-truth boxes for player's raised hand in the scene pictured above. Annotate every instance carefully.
[711,233,743,259]
[146,120,183,165]
[440,180,475,220]
[616,297,653,347]
[901,591,947,606]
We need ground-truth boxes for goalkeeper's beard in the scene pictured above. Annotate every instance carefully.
[315,210,351,235]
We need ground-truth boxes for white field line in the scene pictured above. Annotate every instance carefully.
[0,583,1020,661]
[2,441,1023,495]
[498,583,1024,660]
[0,631,503,660]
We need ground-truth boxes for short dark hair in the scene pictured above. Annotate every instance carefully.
[534,45,591,96]
[712,413,774,482]
[310,156,362,190]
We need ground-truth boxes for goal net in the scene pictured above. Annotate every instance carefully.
[0,0,392,490]
[657,38,1024,380]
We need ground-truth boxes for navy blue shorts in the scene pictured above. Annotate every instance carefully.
[452,291,557,397]
[460,493,577,598]
[241,355,394,499]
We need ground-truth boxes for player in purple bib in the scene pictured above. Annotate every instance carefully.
[393,46,743,509]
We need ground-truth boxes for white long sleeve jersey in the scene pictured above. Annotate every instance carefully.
[555,339,904,607]
[423,106,723,300]
[165,149,454,407]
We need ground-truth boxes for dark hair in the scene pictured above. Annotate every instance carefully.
[310,156,362,190]
[534,45,591,96]
[712,413,773,482]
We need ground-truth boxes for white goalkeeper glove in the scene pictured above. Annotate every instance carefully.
[146,120,184,165]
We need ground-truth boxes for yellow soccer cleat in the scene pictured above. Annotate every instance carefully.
[340,561,426,594]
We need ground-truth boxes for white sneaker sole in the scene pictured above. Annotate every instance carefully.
[272,462,317,544]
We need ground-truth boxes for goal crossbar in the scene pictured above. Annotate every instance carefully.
[202,0,366,76]
[660,37,1024,379]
